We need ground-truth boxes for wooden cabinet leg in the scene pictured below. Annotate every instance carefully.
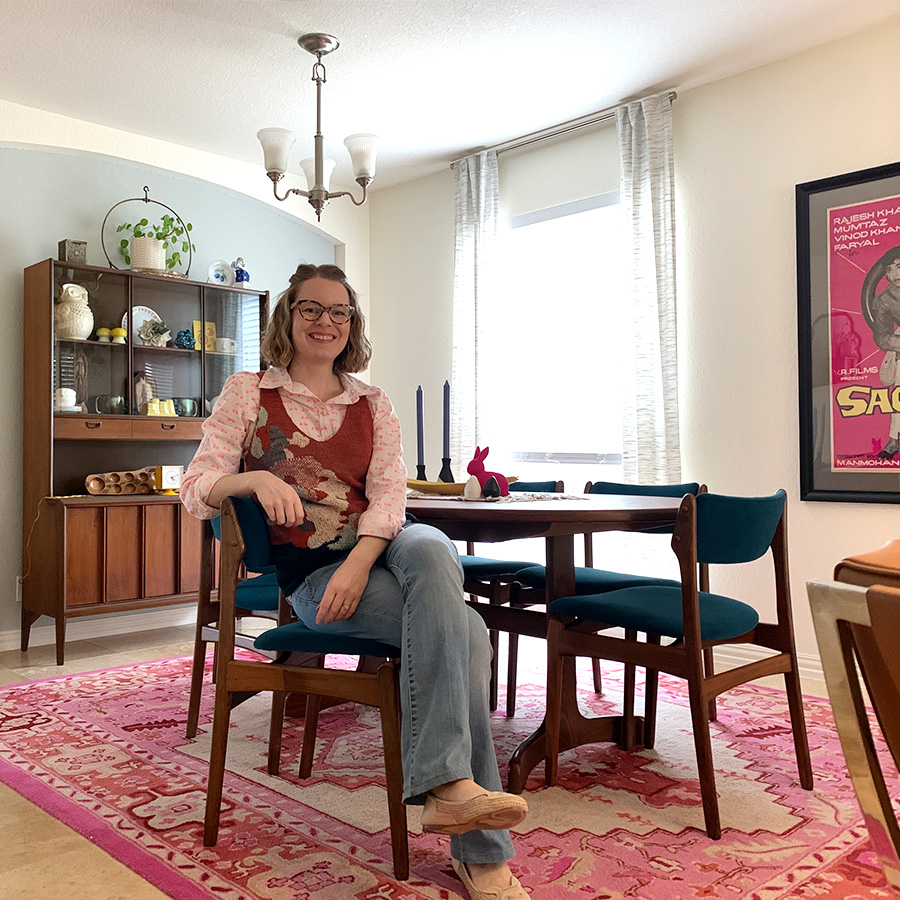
[55,615,66,666]
[21,608,39,651]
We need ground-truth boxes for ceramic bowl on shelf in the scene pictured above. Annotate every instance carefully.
[208,260,235,286]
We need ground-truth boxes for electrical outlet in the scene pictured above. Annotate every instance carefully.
[15,576,22,604]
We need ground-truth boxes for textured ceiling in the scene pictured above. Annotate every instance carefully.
[3,0,900,190]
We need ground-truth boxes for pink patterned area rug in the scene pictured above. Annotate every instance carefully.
[0,652,896,900]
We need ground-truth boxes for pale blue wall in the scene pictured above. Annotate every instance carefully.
[0,145,334,634]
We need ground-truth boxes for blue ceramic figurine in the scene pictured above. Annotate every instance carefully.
[174,329,196,350]
[232,258,250,285]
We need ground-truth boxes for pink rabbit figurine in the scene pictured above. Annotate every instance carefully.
[466,446,510,496]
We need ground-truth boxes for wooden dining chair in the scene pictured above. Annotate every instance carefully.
[807,579,900,896]
[185,514,292,739]
[545,489,812,839]
[203,497,409,879]
[460,479,564,712]
[508,480,702,717]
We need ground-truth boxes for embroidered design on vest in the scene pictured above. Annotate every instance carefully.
[245,383,373,551]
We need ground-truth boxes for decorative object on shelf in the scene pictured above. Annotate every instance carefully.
[438,458,455,482]
[482,476,501,498]
[463,475,482,499]
[124,306,161,341]
[174,398,198,417]
[193,319,216,351]
[92,394,125,415]
[141,398,177,416]
[85,467,155,495]
[215,337,236,354]
[58,239,87,264]
[207,260,235,286]
[440,380,453,480]
[174,328,195,350]
[154,465,184,493]
[73,348,88,408]
[257,33,378,221]
[415,384,426,480]
[232,258,250,285]
[133,369,157,412]
[205,394,221,414]
[95,327,112,343]
[101,186,194,277]
[54,388,76,411]
[111,327,127,344]
[54,283,94,340]
[137,317,171,347]
[466,446,510,496]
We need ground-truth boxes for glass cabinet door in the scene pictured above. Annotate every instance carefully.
[53,266,130,415]
[131,277,202,416]
[202,285,265,414]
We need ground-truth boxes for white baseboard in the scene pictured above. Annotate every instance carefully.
[0,607,197,652]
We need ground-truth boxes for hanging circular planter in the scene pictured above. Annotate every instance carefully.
[101,187,194,278]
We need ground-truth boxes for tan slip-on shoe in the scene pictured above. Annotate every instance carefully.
[421,790,528,834]
[451,859,529,900]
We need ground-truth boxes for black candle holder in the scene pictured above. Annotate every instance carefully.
[438,458,455,483]
[416,464,427,481]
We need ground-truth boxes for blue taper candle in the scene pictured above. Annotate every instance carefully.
[443,380,451,458]
[416,385,425,467]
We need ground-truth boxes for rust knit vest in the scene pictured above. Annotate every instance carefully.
[243,379,374,595]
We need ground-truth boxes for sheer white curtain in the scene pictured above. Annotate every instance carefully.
[450,150,499,466]
[616,93,682,483]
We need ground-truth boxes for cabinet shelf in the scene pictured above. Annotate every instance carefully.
[23,258,269,663]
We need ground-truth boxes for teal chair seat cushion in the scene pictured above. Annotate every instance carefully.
[460,555,537,578]
[516,564,679,594]
[254,620,400,658]
[550,586,760,642]
[235,572,281,612]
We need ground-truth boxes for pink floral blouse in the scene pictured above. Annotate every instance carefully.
[180,367,408,542]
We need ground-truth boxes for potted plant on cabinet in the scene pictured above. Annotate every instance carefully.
[116,215,195,274]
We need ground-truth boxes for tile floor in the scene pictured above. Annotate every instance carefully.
[0,627,829,899]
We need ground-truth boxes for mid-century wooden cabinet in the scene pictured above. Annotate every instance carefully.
[21,259,269,663]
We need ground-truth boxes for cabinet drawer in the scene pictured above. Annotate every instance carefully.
[131,419,203,440]
[54,416,133,439]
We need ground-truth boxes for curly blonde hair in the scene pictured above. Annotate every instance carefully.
[261,263,372,373]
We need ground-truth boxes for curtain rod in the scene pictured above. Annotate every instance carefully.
[451,90,677,164]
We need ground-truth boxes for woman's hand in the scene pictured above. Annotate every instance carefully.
[316,535,389,624]
[316,555,372,624]
[250,471,306,526]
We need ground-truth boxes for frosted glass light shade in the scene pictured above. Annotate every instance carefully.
[343,133,379,179]
[299,157,336,192]
[257,128,296,174]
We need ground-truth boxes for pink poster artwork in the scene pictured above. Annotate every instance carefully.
[828,194,900,470]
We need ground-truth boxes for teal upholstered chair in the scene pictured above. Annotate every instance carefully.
[460,480,564,712]
[185,512,290,739]
[545,489,813,840]
[203,497,408,879]
[507,480,701,716]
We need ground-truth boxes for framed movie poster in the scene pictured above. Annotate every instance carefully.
[797,161,900,502]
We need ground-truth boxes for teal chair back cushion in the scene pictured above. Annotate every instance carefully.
[694,490,786,565]
[210,497,275,573]
[588,480,700,498]
[510,480,560,492]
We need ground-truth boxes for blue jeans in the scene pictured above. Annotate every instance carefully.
[287,523,514,864]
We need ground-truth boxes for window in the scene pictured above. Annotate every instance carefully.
[479,192,627,489]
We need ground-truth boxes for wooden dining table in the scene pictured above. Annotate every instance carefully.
[406,491,683,792]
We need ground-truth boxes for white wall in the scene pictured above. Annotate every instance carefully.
[370,19,900,663]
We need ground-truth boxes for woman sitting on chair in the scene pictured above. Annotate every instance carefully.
[181,263,527,900]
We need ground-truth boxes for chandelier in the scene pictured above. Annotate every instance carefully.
[257,34,379,221]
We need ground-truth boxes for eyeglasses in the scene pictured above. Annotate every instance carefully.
[291,299,355,325]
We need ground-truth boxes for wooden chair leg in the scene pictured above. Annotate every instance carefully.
[489,628,500,712]
[545,619,565,786]
[506,632,520,717]
[783,661,814,789]
[377,662,409,880]
[644,634,661,750]
[622,631,637,749]
[186,631,208,739]
[203,682,234,846]
[299,693,323,779]
[591,658,603,694]
[268,690,287,775]
[687,674,720,839]
[703,647,717,721]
